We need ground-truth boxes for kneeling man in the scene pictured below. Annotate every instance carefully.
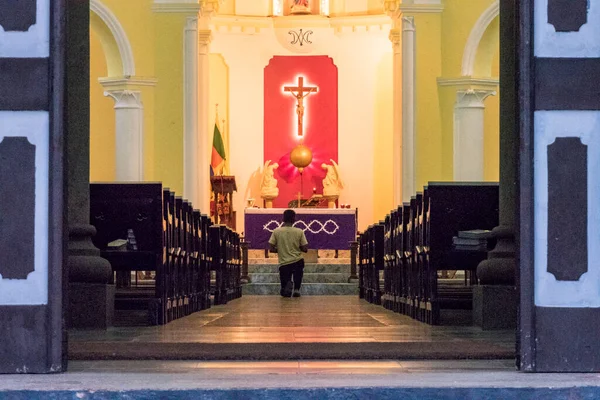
[268,209,309,297]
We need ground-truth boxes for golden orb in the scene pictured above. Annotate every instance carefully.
[290,143,313,173]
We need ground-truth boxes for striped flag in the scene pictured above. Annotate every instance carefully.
[211,118,226,176]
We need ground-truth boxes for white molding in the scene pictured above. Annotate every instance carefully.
[210,14,392,34]
[535,0,600,58]
[455,89,496,109]
[152,3,201,13]
[0,112,49,305]
[273,15,331,29]
[437,77,499,87]
[98,77,158,88]
[534,111,600,307]
[399,4,444,14]
[90,0,136,77]
[0,0,50,57]
[329,15,392,33]
[104,89,143,109]
[461,0,499,77]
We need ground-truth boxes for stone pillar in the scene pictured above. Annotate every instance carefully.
[474,0,517,331]
[66,0,113,330]
[0,0,66,374]
[389,28,402,206]
[104,90,144,181]
[402,16,416,202]
[183,16,199,206]
[197,29,212,213]
[453,89,496,181]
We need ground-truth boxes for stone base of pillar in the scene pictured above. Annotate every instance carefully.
[68,283,115,329]
[472,285,517,330]
[68,224,112,283]
[477,225,516,285]
[67,224,114,329]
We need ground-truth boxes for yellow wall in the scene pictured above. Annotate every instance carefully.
[90,29,116,182]
[153,13,189,194]
[484,45,500,181]
[209,54,230,175]
[372,52,394,223]
[89,0,158,183]
[435,0,500,183]
[440,0,496,78]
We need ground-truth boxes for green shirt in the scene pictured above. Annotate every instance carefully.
[268,225,308,266]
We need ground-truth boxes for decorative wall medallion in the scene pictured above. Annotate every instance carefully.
[289,29,313,46]
[0,137,35,280]
[548,0,588,32]
[547,137,587,281]
[0,0,37,31]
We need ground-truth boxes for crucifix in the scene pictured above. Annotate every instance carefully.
[284,77,318,137]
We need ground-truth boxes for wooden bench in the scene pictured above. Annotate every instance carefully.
[90,182,242,325]
[368,182,499,325]
[358,222,384,305]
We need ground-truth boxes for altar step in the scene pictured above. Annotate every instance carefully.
[243,263,358,296]
[250,273,349,284]
[249,263,351,274]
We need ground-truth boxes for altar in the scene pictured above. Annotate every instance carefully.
[244,208,357,250]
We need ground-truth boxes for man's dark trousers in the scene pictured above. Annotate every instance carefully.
[279,259,305,292]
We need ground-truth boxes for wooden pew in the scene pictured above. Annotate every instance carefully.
[90,183,167,324]
[209,224,242,305]
[358,232,367,299]
[90,182,238,325]
[425,183,498,325]
[363,182,499,326]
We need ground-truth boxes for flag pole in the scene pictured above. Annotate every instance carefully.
[222,118,226,176]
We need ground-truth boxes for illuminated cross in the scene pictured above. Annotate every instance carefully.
[283,77,318,137]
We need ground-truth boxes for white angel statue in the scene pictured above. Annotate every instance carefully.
[260,160,279,198]
[322,159,344,197]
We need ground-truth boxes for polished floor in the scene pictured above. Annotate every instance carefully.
[70,296,515,343]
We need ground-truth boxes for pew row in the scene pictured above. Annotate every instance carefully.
[359,182,499,325]
[89,182,242,325]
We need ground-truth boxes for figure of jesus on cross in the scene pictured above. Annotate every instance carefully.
[284,77,318,137]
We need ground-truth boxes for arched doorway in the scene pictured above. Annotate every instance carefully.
[89,0,144,182]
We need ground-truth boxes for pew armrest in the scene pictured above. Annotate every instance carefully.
[101,250,159,271]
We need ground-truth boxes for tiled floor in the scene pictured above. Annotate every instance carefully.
[70,296,514,347]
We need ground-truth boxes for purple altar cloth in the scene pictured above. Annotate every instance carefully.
[244,208,357,250]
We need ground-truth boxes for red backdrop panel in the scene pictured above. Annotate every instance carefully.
[264,56,338,208]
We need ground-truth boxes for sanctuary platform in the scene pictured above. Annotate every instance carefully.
[68,296,514,361]
[243,250,358,295]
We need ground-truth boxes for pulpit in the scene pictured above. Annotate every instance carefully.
[211,175,237,230]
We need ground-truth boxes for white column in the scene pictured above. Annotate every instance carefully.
[453,89,496,181]
[390,28,402,206]
[183,17,199,206]
[104,90,144,181]
[197,29,212,213]
[402,16,415,202]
